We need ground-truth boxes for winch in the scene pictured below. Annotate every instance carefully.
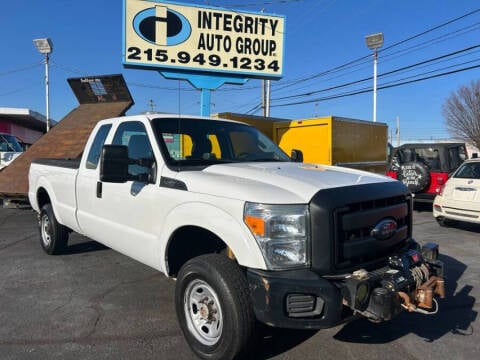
[340,242,445,322]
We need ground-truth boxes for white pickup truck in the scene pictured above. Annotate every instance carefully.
[29,114,445,359]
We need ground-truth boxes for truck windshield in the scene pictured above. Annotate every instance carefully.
[152,117,290,167]
[0,134,23,152]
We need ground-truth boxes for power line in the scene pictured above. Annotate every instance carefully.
[380,22,480,63]
[50,61,86,75]
[272,44,480,101]
[271,62,480,107]
[0,62,42,77]
[223,16,480,96]
[382,8,480,52]
[269,8,480,94]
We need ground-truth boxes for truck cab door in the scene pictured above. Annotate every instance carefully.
[76,120,162,268]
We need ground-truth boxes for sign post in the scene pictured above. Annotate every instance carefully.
[123,0,285,116]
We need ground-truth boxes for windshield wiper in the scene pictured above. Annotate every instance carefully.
[249,158,287,162]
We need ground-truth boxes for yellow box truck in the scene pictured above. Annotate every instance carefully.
[216,113,388,173]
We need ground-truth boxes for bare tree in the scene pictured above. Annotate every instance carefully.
[442,79,480,150]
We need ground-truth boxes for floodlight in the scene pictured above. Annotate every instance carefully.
[33,38,53,54]
[365,33,384,50]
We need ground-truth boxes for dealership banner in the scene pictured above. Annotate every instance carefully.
[123,0,285,78]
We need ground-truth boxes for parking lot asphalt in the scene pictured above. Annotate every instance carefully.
[0,205,479,360]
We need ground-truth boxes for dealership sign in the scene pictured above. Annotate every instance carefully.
[123,0,285,78]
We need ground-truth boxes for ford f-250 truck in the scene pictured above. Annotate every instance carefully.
[29,115,445,360]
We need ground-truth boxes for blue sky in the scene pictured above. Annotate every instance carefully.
[1,0,479,142]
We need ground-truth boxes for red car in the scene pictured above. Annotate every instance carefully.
[387,143,467,202]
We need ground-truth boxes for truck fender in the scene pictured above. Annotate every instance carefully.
[158,201,266,274]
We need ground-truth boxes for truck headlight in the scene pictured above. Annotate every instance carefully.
[244,202,310,270]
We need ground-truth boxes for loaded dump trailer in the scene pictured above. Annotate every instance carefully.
[216,113,388,173]
[0,74,134,202]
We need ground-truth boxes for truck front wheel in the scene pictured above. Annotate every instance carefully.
[39,203,68,255]
[175,254,256,360]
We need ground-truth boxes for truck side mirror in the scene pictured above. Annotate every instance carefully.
[100,145,130,183]
[291,149,303,163]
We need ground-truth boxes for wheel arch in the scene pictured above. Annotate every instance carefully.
[166,225,227,276]
[36,187,51,210]
[31,177,68,225]
[160,202,266,277]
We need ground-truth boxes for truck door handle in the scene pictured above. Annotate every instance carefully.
[97,181,102,198]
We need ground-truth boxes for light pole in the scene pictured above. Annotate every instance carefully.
[33,38,53,132]
[365,33,384,122]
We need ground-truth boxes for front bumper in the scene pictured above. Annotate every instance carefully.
[247,244,445,330]
[247,268,348,329]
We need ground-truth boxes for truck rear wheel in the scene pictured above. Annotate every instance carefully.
[39,203,68,255]
[175,254,256,360]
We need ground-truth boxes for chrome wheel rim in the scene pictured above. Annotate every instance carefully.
[184,279,223,346]
[41,214,52,247]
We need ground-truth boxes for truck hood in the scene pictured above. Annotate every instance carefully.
[177,162,394,203]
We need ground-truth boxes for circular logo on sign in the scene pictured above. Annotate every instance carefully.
[133,7,191,46]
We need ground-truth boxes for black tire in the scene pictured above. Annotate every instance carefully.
[39,203,69,255]
[397,161,431,193]
[175,254,256,360]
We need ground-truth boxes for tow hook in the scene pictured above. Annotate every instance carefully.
[398,275,445,314]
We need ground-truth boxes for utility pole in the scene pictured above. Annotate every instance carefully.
[148,99,155,113]
[396,116,400,146]
[261,80,271,117]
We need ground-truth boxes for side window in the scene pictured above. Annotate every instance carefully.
[112,121,155,179]
[448,147,464,170]
[86,124,112,169]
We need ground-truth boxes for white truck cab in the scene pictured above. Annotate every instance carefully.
[28,115,445,360]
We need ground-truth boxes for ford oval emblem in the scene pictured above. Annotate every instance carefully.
[371,218,397,240]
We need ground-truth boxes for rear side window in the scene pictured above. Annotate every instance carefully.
[86,124,112,169]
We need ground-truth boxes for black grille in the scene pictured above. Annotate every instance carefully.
[334,195,410,270]
[309,181,412,275]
